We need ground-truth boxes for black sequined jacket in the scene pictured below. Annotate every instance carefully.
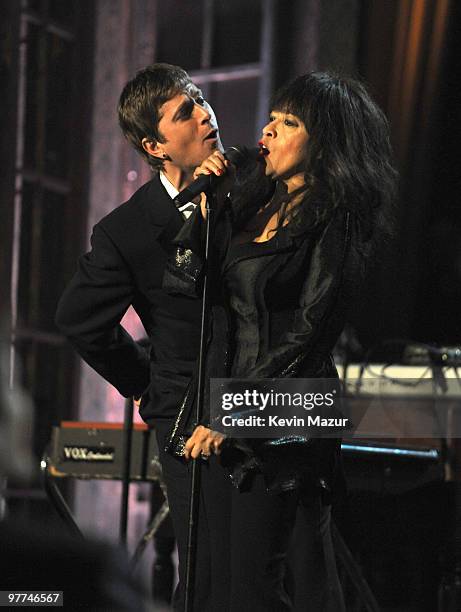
[162,197,368,494]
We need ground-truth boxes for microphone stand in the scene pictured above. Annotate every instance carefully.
[184,188,216,612]
[119,395,134,547]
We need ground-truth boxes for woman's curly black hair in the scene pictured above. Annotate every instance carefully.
[232,72,398,248]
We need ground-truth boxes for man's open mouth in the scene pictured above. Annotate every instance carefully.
[204,129,218,141]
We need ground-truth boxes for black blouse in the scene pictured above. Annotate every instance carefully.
[225,235,285,377]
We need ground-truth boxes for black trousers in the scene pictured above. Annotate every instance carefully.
[155,422,345,612]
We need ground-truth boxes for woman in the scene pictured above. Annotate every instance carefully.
[163,72,397,611]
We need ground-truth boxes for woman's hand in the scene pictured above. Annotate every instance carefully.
[193,151,235,218]
[184,425,226,460]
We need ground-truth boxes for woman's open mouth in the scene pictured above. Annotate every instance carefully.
[258,142,270,156]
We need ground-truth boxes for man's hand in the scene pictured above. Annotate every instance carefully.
[184,425,226,460]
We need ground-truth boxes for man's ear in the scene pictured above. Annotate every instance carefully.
[141,137,164,159]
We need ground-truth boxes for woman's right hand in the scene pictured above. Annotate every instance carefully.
[193,151,234,218]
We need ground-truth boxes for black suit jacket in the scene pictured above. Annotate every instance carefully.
[56,174,202,424]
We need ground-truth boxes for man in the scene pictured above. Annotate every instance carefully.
[56,63,222,610]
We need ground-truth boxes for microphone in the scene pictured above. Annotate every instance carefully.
[174,146,261,207]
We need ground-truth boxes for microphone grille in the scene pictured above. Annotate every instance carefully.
[225,146,261,167]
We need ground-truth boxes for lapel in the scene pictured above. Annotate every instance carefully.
[143,174,185,249]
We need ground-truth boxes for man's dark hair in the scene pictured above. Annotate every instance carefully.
[118,63,199,172]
